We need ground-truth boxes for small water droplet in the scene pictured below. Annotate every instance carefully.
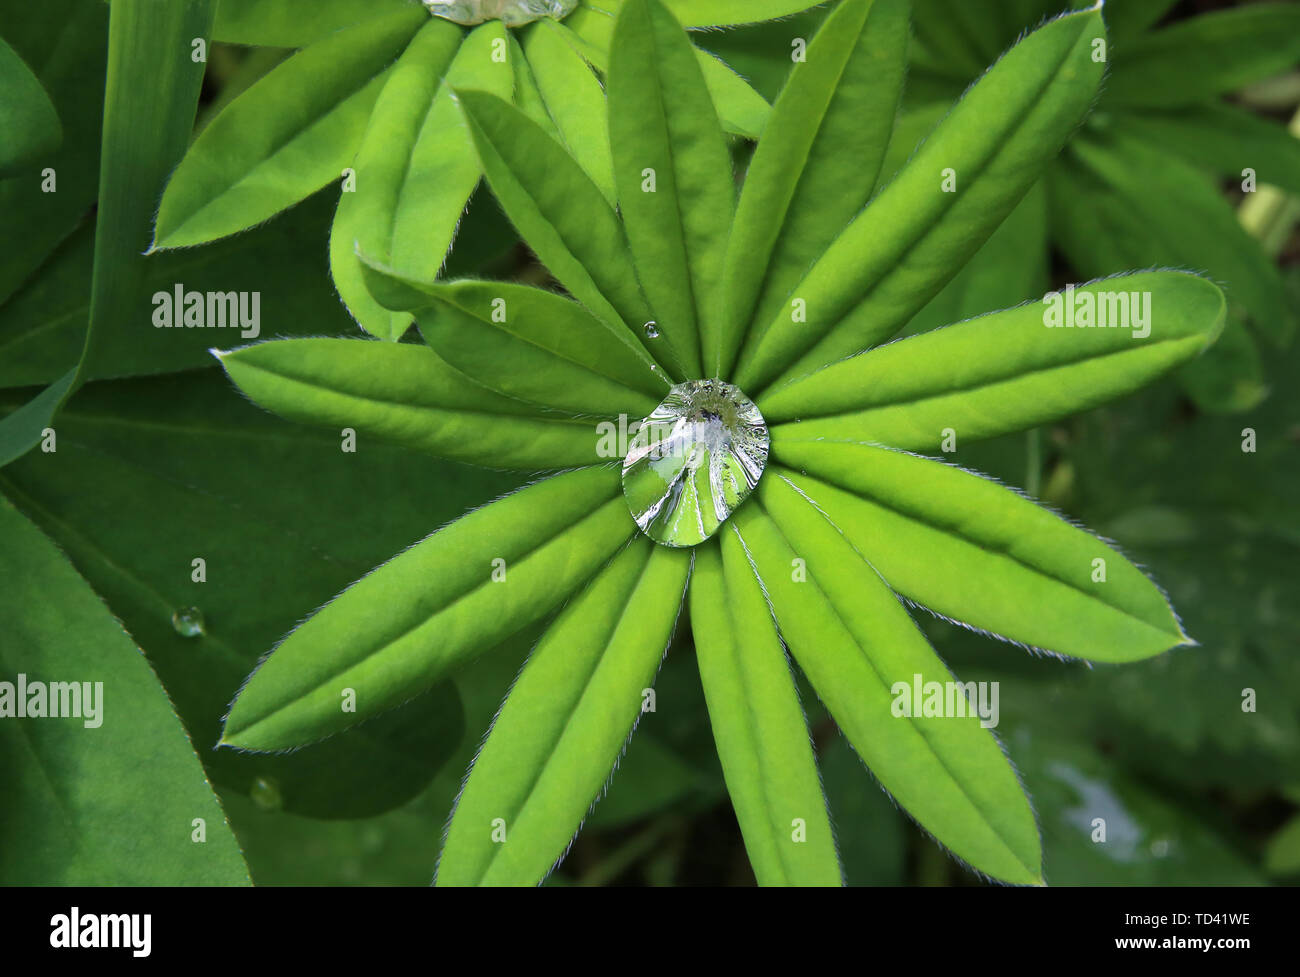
[643,320,660,339]
[622,379,769,547]
[250,775,283,811]
[171,606,206,638]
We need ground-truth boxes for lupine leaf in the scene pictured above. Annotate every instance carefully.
[221,465,634,750]
[330,19,507,340]
[608,0,734,378]
[1119,104,1300,198]
[733,5,1107,395]
[456,89,659,365]
[214,338,604,469]
[358,263,667,412]
[0,34,61,177]
[521,21,617,201]
[770,455,1187,662]
[694,48,770,141]
[732,482,1043,885]
[720,0,908,377]
[762,271,1225,450]
[664,0,821,27]
[1069,130,1292,345]
[153,8,425,249]
[1104,4,1300,109]
[691,537,841,885]
[437,538,689,885]
[0,498,248,884]
[213,0,408,47]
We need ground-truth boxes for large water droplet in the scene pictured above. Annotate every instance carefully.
[622,379,768,547]
[171,606,206,638]
[424,0,577,26]
[644,320,660,339]
[250,775,283,811]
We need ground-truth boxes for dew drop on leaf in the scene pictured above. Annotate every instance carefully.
[622,379,769,547]
[171,606,206,638]
[250,775,283,812]
[424,0,578,26]
[644,320,660,339]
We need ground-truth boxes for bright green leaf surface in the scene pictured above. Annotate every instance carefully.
[608,0,734,377]
[763,272,1225,450]
[213,0,409,47]
[770,453,1188,662]
[153,8,425,249]
[720,0,908,377]
[0,34,61,177]
[691,538,841,885]
[732,483,1043,884]
[438,538,689,885]
[734,5,1107,395]
[216,338,604,469]
[222,465,634,751]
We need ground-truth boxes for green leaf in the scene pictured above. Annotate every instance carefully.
[663,0,821,27]
[222,465,634,751]
[768,451,1188,662]
[1,0,211,468]
[720,0,908,377]
[1119,103,1300,198]
[733,5,1107,395]
[437,538,690,885]
[1068,130,1293,345]
[337,22,516,341]
[213,0,409,47]
[690,538,841,885]
[694,47,770,141]
[0,497,248,884]
[153,7,424,249]
[1265,815,1300,878]
[1104,4,1300,109]
[215,338,605,469]
[0,0,107,306]
[520,21,616,202]
[608,0,734,378]
[731,480,1043,885]
[357,265,666,414]
[761,271,1225,450]
[1,369,510,822]
[0,34,61,177]
[456,89,659,367]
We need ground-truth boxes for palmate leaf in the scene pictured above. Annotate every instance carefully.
[691,538,841,885]
[719,0,909,377]
[1103,3,1300,109]
[0,499,248,884]
[215,338,604,469]
[328,17,481,341]
[153,7,425,249]
[221,466,634,751]
[608,0,734,379]
[761,271,1225,449]
[732,481,1043,885]
[769,453,1186,662]
[358,261,666,414]
[456,89,661,368]
[437,538,689,885]
[733,4,1108,396]
[0,34,61,178]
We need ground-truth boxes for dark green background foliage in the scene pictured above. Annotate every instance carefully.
[1,0,1297,885]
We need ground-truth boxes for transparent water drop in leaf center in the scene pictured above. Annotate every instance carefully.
[424,0,578,26]
[622,379,769,547]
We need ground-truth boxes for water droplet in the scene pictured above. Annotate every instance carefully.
[250,776,283,811]
[622,379,769,547]
[423,0,577,26]
[643,320,660,339]
[171,606,206,638]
